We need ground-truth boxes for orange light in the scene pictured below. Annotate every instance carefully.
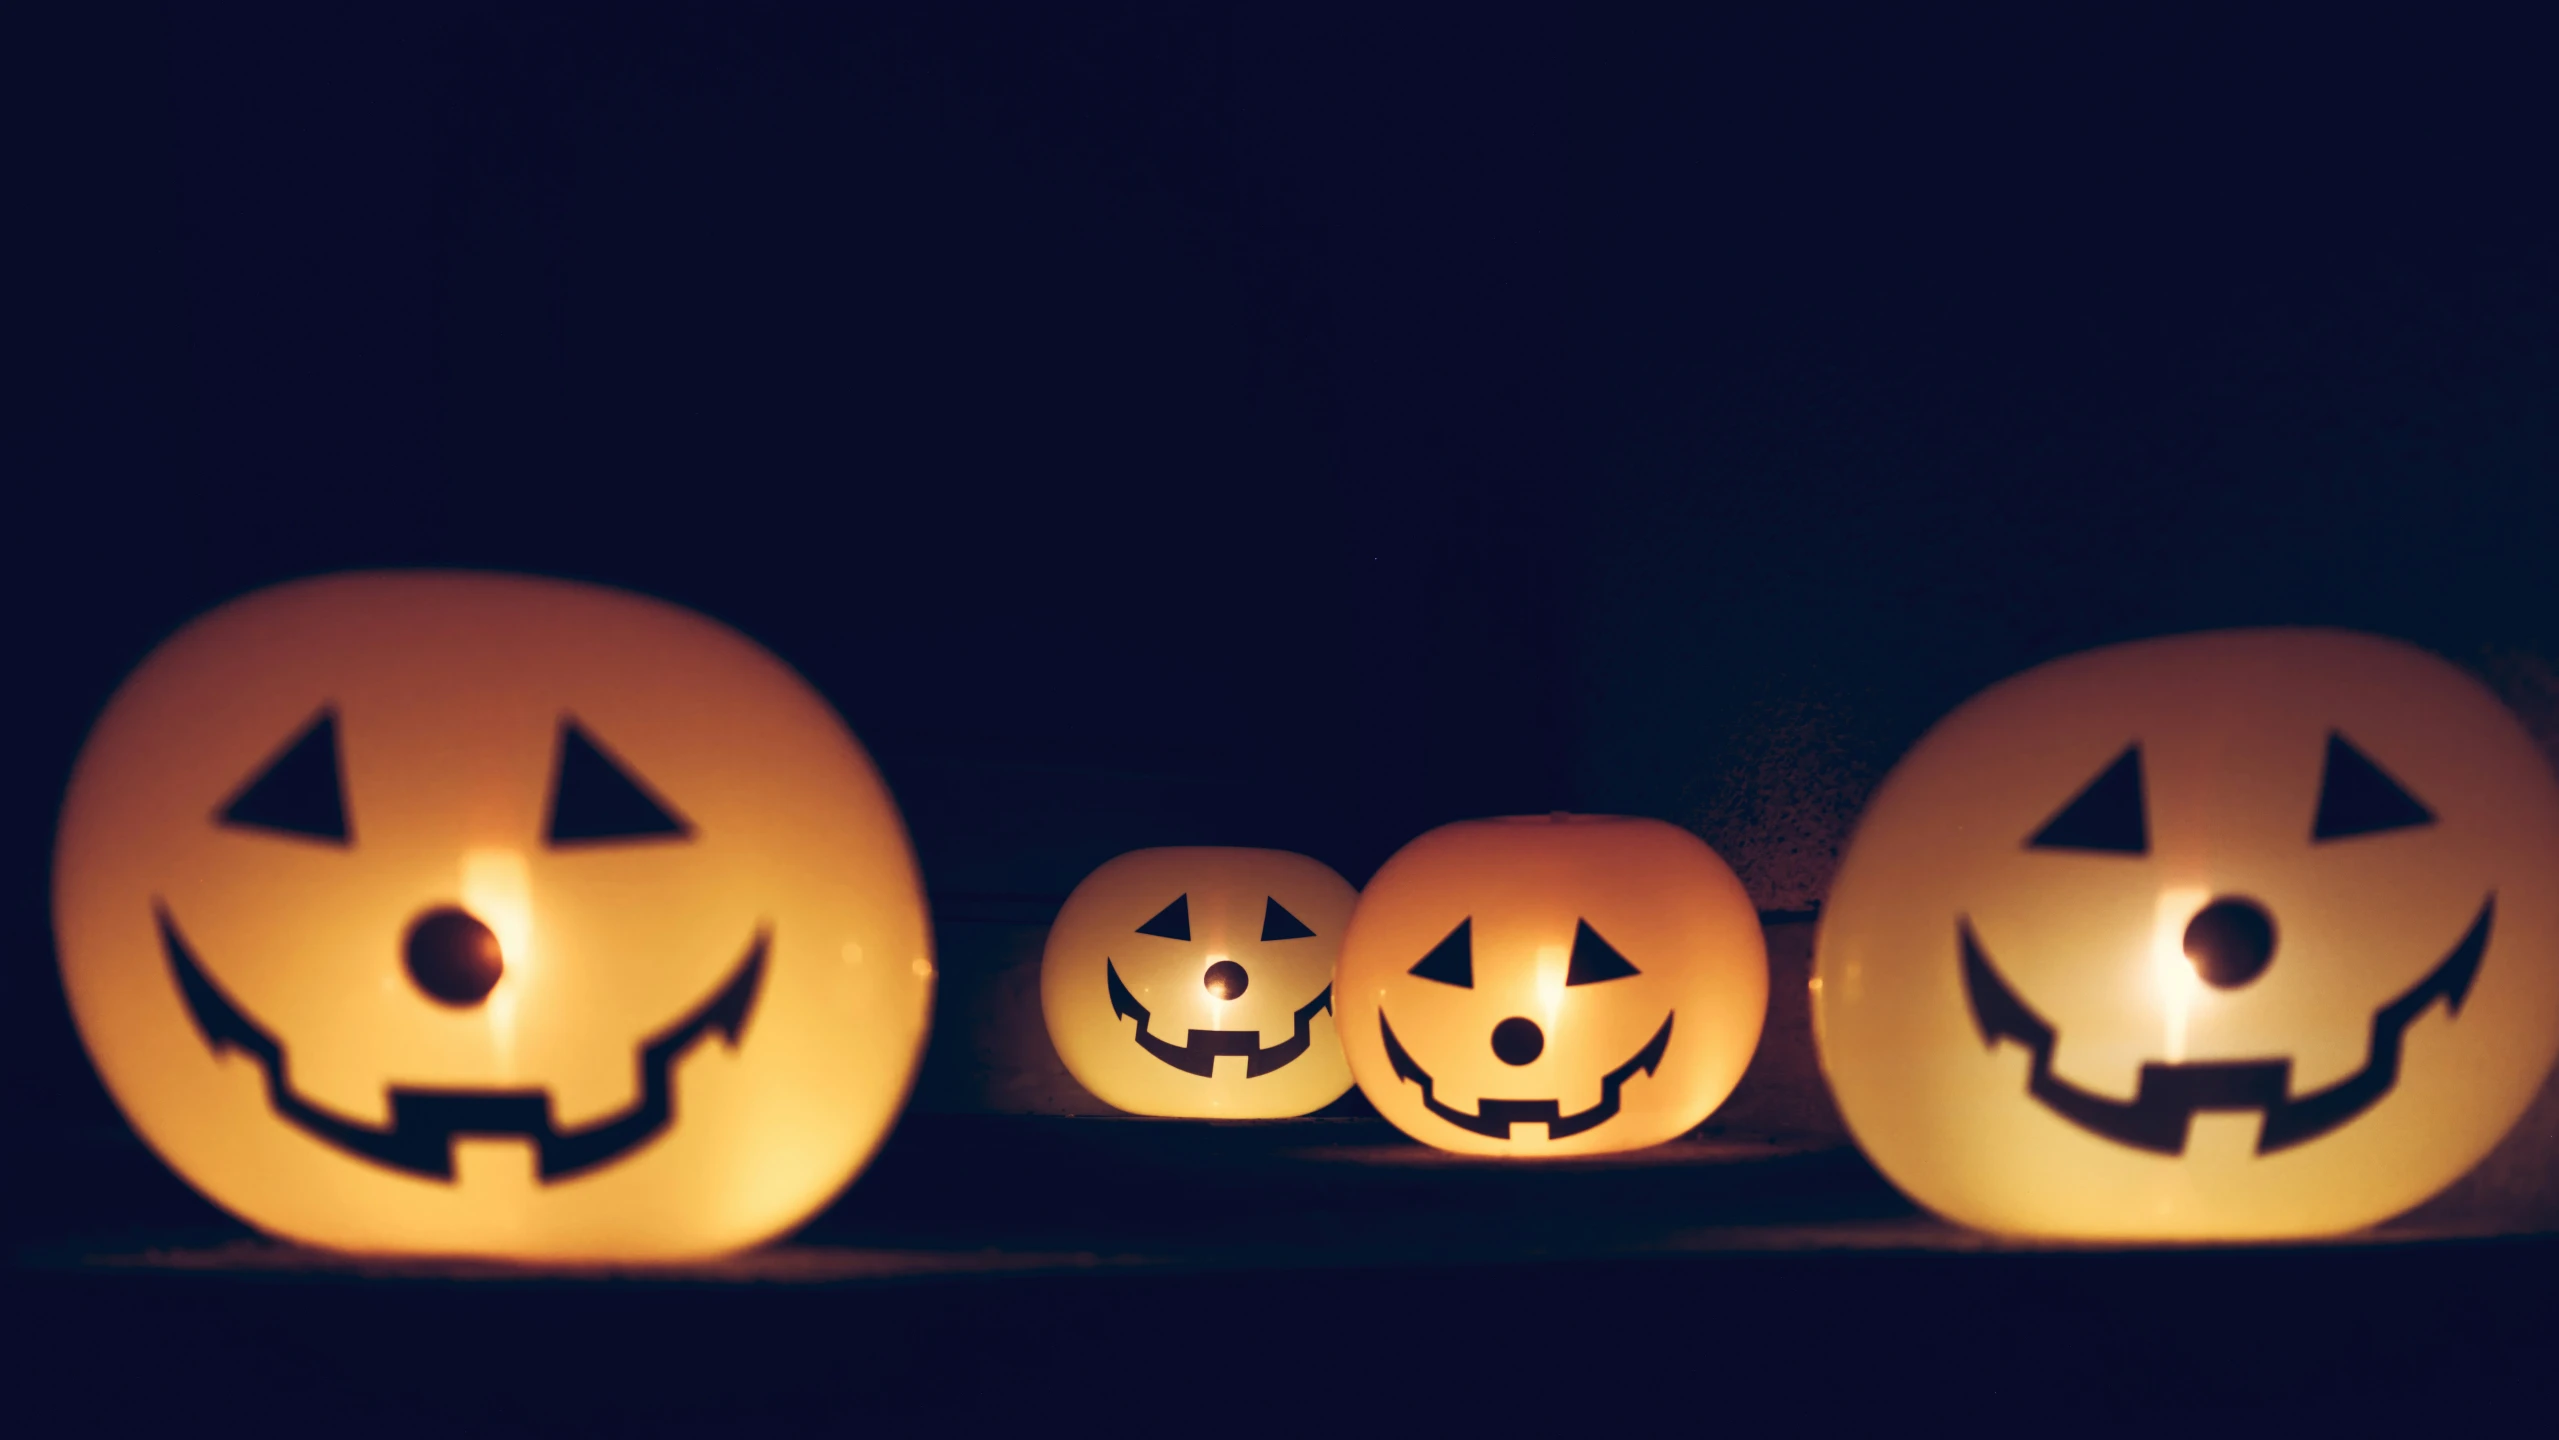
[53,572,934,1260]
[1041,848,1356,1118]
[1334,814,1767,1157]
[1815,628,2559,1239]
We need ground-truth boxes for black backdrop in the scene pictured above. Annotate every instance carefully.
[18,2,2559,1207]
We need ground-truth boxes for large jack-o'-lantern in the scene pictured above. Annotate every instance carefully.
[1041,847,1356,1117]
[52,572,935,1260]
[1814,629,2559,1239]
[1335,815,1766,1156]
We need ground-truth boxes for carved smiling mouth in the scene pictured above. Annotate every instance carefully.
[157,903,767,1183]
[1105,959,1331,1078]
[1960,896,2493,1155]
[1378,1010,1674,1140]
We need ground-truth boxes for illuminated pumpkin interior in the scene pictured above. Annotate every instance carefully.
[52,572,934,1261]
[1815,629,2559,1239]
[1040,847,1356,1118]
[1334,814,1768,1157]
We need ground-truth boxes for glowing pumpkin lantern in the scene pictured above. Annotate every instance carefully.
[1335,815,1767,1156]
[51,572,934,1260]
[1041,847,1356,1117]
[1814,628,2559,1239]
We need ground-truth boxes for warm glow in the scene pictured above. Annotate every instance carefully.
[1533,943,1567,1023]
[1334,814,1768,1158]
[462,848,536,977]
[2152,884,2209,1064]
[1813,627,2559,1240]
[51,571,935,1260]
[1041,848,1356,1119]
[463,847,534,1066]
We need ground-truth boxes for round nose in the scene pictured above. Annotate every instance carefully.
[405,906,505,1006]
[1202,960,1249,1001]
[2184,896,2277,990]
[1491,1016,1545,1066]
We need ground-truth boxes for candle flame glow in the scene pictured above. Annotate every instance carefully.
[1535,943,1567,1027]
[2153,885,2208,1063]
[462,848,534,1071]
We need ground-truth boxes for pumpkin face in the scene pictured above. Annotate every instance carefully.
[52,573,934,1260]
[1040,847,1355,1117]
[1334,815,1767,1156]
[1814,629,2559,1239]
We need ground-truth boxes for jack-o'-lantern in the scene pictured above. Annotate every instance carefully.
[1041,848,1355,1117]
[1335,815,1766,1156]
[1814,628,2559,1239]
[52,572,934,1260]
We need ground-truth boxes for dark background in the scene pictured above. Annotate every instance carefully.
[15,3,2559,1422]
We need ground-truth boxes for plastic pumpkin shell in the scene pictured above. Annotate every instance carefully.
[1335,815,1766,1157]
[1813,629,2559,1239]
[52,572,934,1259]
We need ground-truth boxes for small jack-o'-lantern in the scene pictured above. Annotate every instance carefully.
[1335,815,1766,1156]
[52,572,934,1260]
[1815,629,2559,1239]
[1041,848,1355,1117]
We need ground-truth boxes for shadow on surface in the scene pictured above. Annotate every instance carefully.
[17,1116,2559,1429]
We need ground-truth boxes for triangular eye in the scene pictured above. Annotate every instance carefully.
[1409,918,1474,987]
[1261,897,1316,941]
[2313,732,2436,841]
[217,708,351,845]
[545,719,692,846]
[2027,745,2148,855]
[1135,894,1191,941]
[1565,919,1640,984]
